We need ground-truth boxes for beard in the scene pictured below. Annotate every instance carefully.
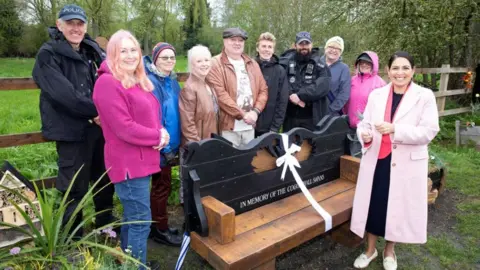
[295,48,312,63]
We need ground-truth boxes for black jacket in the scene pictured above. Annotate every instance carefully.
[255,55,289,133]
[32,27,105,141]
[279,48,331,129]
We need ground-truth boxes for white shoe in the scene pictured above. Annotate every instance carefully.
[383,251,397,270]
[353,249,378,269]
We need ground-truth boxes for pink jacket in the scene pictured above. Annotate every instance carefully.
[344,51,386,128]
[93,62,162,183]
[350,83,440,243]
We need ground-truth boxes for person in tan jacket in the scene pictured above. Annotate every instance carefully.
[178,45,218,205]
[206,27,268,147]
[179,45,218,145]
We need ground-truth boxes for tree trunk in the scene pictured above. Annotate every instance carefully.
[465,11,473,68]
[91,18,100,38]
[448,0,455,66]
[143,31,150,55]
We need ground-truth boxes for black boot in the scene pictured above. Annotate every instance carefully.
[150,227,183,247]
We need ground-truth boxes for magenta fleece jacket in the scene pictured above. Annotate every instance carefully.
[93,62,162,183]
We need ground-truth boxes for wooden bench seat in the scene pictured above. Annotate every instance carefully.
[182,117,361,269]
[190,156,360,270]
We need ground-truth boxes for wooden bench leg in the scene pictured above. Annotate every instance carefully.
[253,258,276,270]
[329,221,364,248]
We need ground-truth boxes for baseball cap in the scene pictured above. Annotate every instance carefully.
[356,53,373,65]
[296,31,312,44]
[58,4,87,23]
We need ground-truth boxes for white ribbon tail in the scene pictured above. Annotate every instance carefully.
[277,134,333,231]
[290,165,332,231]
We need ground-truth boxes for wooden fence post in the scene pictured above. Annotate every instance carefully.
[455,120,461,146]
[436,64,450,113]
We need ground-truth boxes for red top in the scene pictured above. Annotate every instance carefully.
[378,84,409,159]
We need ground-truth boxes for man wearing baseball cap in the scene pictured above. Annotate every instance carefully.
[321,36,351,116]
[279,31,331,131]
[32,4,115,240]
[206,27,268,147]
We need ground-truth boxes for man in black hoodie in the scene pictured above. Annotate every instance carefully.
[279,31,331,131]
[32,4,114,239]
[254,32,289,136]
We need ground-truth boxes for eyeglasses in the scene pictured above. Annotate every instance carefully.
[159,56,176,61]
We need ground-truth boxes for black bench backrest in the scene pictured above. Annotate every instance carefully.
[182,115,350,236]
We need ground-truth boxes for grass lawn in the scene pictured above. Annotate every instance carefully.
[1,58,479,269]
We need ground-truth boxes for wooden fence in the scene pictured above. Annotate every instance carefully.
[0,64,474,186]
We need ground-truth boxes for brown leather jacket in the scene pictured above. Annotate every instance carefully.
[179,74,219,146]
[206,50,268,131]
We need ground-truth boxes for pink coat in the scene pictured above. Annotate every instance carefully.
[93,62,162,183]
[344,51,386,128]
[350,83,440,243]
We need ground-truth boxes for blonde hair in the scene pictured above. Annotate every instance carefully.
[256,32,276,48]
[187,45,212,73]
[106,30,153,91]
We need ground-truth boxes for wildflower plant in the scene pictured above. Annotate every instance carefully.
[0,167,144,269]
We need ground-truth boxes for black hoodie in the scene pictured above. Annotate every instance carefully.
[32,27,105,141]
[279,47,331,129]
[255,54,289,134]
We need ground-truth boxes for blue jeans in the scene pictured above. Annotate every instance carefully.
[115,175,152,269]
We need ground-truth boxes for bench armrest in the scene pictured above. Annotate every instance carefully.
[202,196,236,244]
[340,155,360,183]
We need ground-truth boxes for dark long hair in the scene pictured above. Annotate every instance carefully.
[388,51,415,69]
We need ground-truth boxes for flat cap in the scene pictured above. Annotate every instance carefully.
[222,27,248,40]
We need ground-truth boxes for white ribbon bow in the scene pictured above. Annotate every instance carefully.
[276,134,333,231]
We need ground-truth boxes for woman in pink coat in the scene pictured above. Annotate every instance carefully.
[93,30,169,269]
[350,51,439,270]
[344,51,386,157]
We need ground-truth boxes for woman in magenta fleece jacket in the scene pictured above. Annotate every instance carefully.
[93,30,168,269]
[344,51,386,157]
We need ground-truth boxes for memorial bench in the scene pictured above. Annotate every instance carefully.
[181,116,363,270]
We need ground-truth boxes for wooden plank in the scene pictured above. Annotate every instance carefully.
[235,178,355,235]
[202,196,236,245]
[252,259,275,270]
[191,188,355,270]
[176,72,188,82]
[31,176,56,189]
[339,155,360,183]
[0,73,189,91]
[434,88,472,98]
[329,221,363,248]
[416,67,469,74]
[0,132,50,148]
[438,107,471,117]
[0,78,37,90]
[436,64,450,112]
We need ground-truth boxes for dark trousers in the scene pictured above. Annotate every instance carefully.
[283,116,315,132]
[56,125,114,238]
[150,166,172,230]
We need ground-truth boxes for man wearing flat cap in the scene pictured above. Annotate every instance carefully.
[206,27,268,147]
[32,4,114,239]
[279,31,331,131]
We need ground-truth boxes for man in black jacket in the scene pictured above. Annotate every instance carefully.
[32,4,114,238]
[254,32,289,136]
[279,31,331,131]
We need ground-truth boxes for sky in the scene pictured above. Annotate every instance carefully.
[207,0,224,26]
